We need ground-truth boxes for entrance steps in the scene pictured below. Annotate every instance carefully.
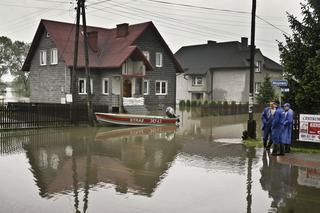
[122,97,149,115]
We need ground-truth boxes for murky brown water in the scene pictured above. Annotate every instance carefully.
[0,109,320,213]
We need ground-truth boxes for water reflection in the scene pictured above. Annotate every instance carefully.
[0,113,320,212]
[260,151,320,212]
[23,126,180,201]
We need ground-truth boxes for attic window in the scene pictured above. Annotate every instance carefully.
[255,61,262,72]
[46,32,50,38]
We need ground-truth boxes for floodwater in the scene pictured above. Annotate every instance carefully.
[1,109,320,213]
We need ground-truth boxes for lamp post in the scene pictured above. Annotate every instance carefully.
[247,0,257,139]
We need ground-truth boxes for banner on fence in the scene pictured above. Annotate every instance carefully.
[299,114,320,143]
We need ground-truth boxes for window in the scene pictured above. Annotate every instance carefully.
[155,52,163,67]
[255,82,261,94]
[40,50,47,66]
[144,80,149,95]
[78,78,93,94]
[155,80,167,95]
[50,48,58,65]
[192,76,203,86]
[46,32,50,37]
[102,78,109,95]
[143,51,150,61]
[255,61,262,72]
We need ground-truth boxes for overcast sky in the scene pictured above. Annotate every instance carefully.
[0,0,303,81]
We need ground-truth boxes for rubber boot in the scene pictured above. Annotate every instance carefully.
[266,141,273,151]
[271,144,278,156]
[278,144,285,156]
[284,145,288,153]
[263,140,267,148]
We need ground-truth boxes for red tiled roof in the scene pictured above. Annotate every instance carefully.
[22,19,183,73]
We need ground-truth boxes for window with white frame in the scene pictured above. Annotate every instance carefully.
[192,76,203,86]
[144,80,149,95]
[155,80,167,95]
[78,78,93,94]
[50,48,58,65]
[40,50,47,66]
[143,51,150,61]
[102,78,109,95]
[255,61,262,72]
[155,52,163,67]
[255,82,261,94]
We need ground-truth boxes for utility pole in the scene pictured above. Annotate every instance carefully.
[81,0,94,126]
[73,0,94,126]
[247,0,257,139]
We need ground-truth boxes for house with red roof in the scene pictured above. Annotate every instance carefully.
[22,19,183,112]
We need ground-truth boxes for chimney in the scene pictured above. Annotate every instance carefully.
[241,37,248,48]
[207,40,217,45]
[88,31,98,52]
[116,23,129,37]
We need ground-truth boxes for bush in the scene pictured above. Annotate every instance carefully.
[186,100,191,107]
[179,100,186,107]
[191,100,198,107]
[203,100,208,106]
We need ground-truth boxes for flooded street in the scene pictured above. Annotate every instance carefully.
[1,110,320,213]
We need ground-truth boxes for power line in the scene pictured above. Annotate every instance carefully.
[256,16,290,35]
[140,0,290,35]
[142,0,250,15]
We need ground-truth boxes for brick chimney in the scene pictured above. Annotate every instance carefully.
[116,23,129,37]
[88,31,98,52]
[241,37,248,48]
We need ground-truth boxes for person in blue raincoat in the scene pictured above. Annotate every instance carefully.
[261,101,276,149]
[281,103,294,153]
[271,100,285,156]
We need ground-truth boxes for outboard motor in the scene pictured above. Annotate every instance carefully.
[165,106,176,118]
[165,107,180,123]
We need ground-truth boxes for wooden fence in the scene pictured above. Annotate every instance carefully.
[0,102,109,130]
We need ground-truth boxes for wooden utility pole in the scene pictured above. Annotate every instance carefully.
[72,0,94,126]
[247,0,257,139]
[72,0,81,96]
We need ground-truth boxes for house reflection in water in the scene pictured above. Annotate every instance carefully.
[23,126,180,204]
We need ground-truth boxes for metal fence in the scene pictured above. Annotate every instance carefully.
[0,102,109,130]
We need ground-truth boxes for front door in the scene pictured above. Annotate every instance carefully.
[123,79,132,97]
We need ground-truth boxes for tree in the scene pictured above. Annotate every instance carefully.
[279,0,320,113]
[0,36,12,90]
[0,36,30,96]
[256,74,275,105]
[10,41,30,96]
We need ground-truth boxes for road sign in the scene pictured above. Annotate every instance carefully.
[272,80,288,87]
[281,88,290,92]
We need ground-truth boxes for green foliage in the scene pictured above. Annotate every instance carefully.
[279,0,320,113]
[0,36,30,97]
[186,100,191,107]
[256,74,275,105]
[203,100,208,106]
[191,100,198,107]
[179,100,186,107]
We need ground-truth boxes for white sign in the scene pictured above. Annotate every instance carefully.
[66,94,73,103]
[299,114,320,143]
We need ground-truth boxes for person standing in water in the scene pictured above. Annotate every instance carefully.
[261,101,276,150]
[281,103,294,153]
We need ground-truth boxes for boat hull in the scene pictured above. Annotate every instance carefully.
[95,113,178,126]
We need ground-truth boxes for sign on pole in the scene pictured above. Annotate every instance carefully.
[272,80,288,87]
[281,88,290,92]
[299,114,320,143]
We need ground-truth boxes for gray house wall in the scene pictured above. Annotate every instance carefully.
[135,27,177,111]
[29,31,70,103]
[28,26,177,113]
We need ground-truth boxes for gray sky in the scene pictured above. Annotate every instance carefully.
[0,0,303,80]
